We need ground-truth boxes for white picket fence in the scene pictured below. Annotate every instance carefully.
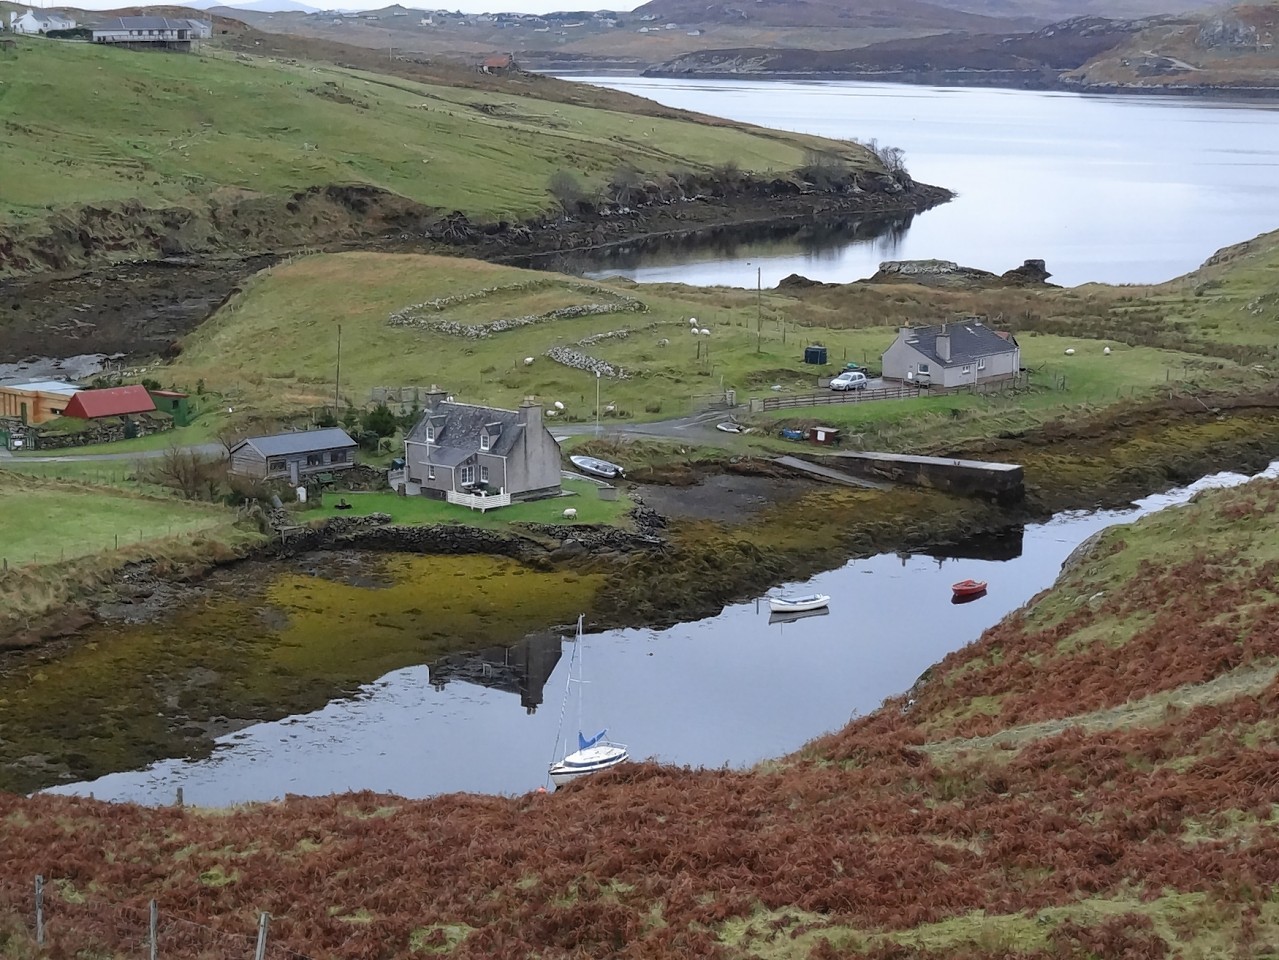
[446,490,511,512]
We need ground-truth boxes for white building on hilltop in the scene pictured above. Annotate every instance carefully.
[9,9,77,34]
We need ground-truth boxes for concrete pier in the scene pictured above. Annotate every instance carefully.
[820,451,1024,502]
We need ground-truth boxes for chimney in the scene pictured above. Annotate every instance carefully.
[899,325,913,337]
[936,328,951,363]
[519,395,542,433]
[422,383,447,411]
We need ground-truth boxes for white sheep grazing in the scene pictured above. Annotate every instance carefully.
[524,357,535,366]
[1065,348,1076,356]
[1103,346,1112,355]
[562,508,578,520]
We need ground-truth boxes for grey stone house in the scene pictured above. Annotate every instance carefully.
[881,320,1021,388]
[228,428,357,484]
[403,389,561,501]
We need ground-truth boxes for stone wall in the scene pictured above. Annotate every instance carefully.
[32,413,174,450]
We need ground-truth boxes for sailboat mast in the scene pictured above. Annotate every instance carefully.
[576,614,584,737]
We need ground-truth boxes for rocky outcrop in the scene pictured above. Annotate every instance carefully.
[865,258,1057,289]
[1196,16,1259,49]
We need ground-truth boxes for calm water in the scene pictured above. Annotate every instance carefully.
[47,463,1277,805]
[563,78,1279,289]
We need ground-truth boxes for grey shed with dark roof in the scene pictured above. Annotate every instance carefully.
[229,428,357,483]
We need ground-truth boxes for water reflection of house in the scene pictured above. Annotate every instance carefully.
[429,629,563,714]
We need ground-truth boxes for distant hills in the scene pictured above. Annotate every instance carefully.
[190,0,320,10]
[625,0,1028,32]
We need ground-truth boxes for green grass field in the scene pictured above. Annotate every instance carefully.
[0,38,862,224]
[309,478,630,528]
[0,474,237,568]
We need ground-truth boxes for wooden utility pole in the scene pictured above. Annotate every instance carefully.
[755,266,762,354]
[335,324,342,407]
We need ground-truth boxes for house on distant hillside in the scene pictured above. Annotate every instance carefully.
[480,52,515,74]
[228,428,357,484]
[881,320,1021,388]
[91,16,196,51]
[402,388,561,503]
[9,9,76,34]
[63,385,156,420]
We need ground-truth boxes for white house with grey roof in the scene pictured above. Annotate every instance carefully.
[403,388,562,502]
[228,428,357,484]
[9,9,76,33]
[881,320,1021,388]
[91,16,198,49]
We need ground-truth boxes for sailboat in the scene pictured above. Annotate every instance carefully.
[548,615,629,788]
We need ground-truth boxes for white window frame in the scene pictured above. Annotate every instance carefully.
[977,358,987,371]
[480,465,489,484]
[427,466,435,481]
[918,362,930,373]
[480,434,490,451]
[460,465,475,486]
[961,365,971,375]
[426,426,435,442]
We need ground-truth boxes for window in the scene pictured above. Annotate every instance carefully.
[480,434,490,451]
[426,426,435,442]
[330,450,347,464]
[306,454,322,467]
[427,466,435,481]
[977,358,987,371]
[918,363,930,373]
[460,465,475,486]
[961,365,971,375]
[480,465,489,484]
[267,458,285,474]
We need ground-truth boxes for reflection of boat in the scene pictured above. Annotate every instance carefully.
[570,455,625,479]
[769,607,831,625]
[769,593,831,613]
[951,579,988,599]
[716,421,744,434]
[548,615,629,788]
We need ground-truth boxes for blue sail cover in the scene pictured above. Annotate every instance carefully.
[578,729,608,751]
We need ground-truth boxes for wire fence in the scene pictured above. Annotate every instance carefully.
[8,876,315,960]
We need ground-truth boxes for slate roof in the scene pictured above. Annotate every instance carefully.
[899,321,1018,369]
[234,428,356,458]
[95,16,192,31]
[62,385,156,419]
[406,401,525,458]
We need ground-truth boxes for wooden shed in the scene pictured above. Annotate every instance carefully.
[808,426,841,446]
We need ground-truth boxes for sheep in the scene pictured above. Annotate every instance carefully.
[1103,346,1112,355]
[657,338,670,347]
[523,357,535,366]
[1065,348,1076,356]
[562,508,578,520]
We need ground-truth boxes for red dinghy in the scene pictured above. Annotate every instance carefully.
[951,579,988,599]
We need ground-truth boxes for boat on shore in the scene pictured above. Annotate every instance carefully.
[570,454,625,479]
[716,421,744,434]
[951,579,988,599]
[769,593,831,614]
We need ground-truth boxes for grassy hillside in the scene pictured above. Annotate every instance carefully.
[0,37,857,225]
[3,473,1279,957]
[158,232,1275,445]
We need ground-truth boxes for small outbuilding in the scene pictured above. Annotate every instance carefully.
[0,380,81,424]
[228,428,358,484]
[808,426,841,446]
[148,389,192,426]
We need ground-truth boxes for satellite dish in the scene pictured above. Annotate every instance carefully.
[554,401,565,410]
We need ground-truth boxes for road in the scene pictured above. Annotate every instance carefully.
[0,442,226,463]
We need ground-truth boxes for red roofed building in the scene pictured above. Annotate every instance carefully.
[62,385,157,420]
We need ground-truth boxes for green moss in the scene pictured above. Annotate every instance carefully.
[409,923,472,954]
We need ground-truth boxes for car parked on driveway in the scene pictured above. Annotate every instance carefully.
[830,370,868,391]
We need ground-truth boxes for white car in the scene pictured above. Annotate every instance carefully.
[830,371,868,391]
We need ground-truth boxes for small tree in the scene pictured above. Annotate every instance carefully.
[145,445,227,500]
[606,164,643,206]
[362,403,398,438]
[548,170,585,213]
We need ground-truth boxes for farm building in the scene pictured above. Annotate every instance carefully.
[0,380,81,425]
[148,389,192,426]
[62,385,156,420]
[91,16,196,50]
[881,321,1021,388]
[228,428,358,484]
[403,389,561,503]
[8,10,76,34]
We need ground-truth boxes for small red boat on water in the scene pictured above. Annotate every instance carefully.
[951,579,988,599]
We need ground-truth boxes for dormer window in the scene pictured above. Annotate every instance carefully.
[426,426,435,442]
[480,433,490,451]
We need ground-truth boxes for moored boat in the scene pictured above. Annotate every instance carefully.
[716,421,744,434]
[768,593,831,614]
[951,579,988,599]
[570,454,625,479]
[549,731,630,787]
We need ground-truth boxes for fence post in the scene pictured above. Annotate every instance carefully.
[149,900,158,960]
[254,913,270,960]
[35,874,44,946]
